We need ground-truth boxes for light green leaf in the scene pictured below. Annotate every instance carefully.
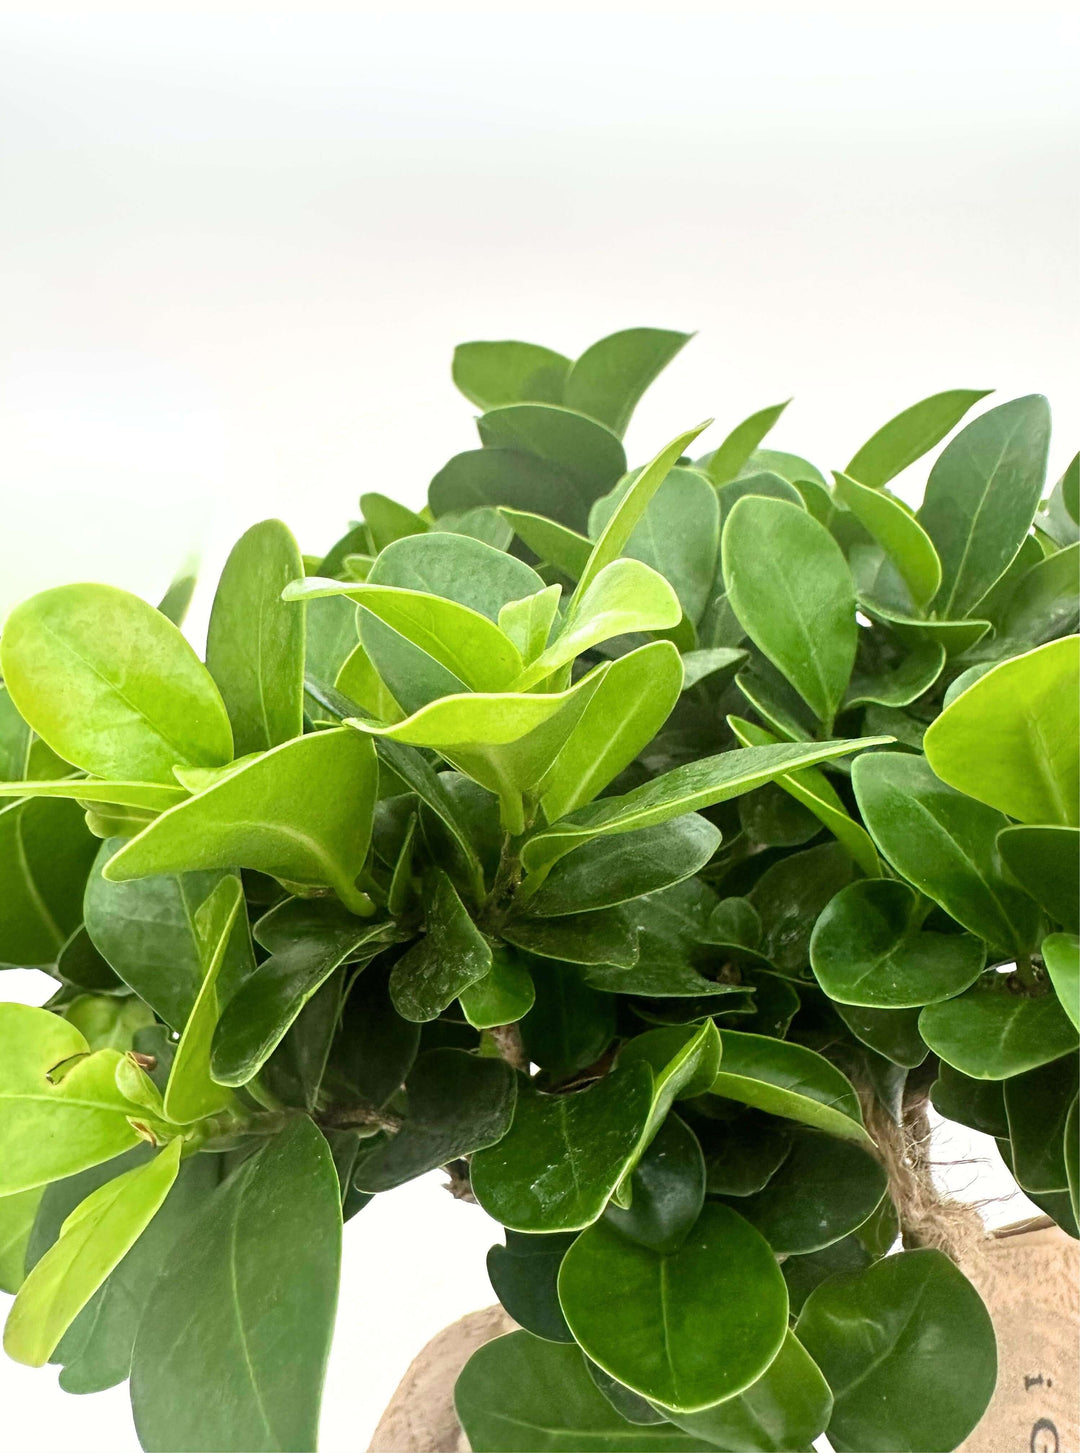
[588,466,720,625]
[452,340,571,410]
[919,973,1078,1079]
[0,778,186,810]
[4,1139,181,1367]
[498,509,592,579]
[845,389,991,489]
[515,559,681,690]
[859,599,991,656]
[130,1117,340,1453]
[844,639,945,709]
[992,542,1080,650]
[833,472,941,610]
[1042,933,1079,1030]
[558,1203,788,1412]
[704,400,791,486]
[563,328,692,437]
[470,1063,654,1232]
[796,1249,996,1453]
[997,825,1079,934]
[282,577,523,693]
[0,1188,44,1294]
[918,394,1051,618]
[573,423,709,603]
[0,1005,141,1193]
[852,751,1040,953]
[104,729,378,915]
[0,583,233,783]
[335,640,403,722]
[499,586,562,663]
[161,878,244,1123]
[538,641,683,825]
[348,669,606,832]
[455,1332,718,1452]
[811,879,985,1007]
[369,530,545,622]
[390,870,492,1021]
[205,520,306,756]
[722,496,856,727]
[360,492,429,551]
[524,736,888,874]
[924,637,1079,827]
[728,715,880,875]
[709,1030,873,1146]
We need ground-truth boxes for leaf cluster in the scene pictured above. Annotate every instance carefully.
[0,326,1075,1453]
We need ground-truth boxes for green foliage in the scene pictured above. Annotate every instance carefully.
[0,324,1073,1453]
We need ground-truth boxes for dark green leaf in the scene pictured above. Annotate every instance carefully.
[930,1062,1008,1138]
[352,1049,516,1191]
[1003,1055,1078,1192]
[603,1113,705,1255]
[796,1249,996,1452]
[709,1030,873,1147]
[558,1203,788,1411]
[520,961,617,1078]
[781,1234,871,1315]
[503,909,639,969]
[487,1232,574,1344]
[563,329,692,438]
[390,870,492,1021]
[749,841,855,974]
[919,973,1078,1079]
[845,389,991,489]
[0,798,96,970]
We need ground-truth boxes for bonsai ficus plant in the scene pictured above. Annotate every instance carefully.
[0,326,1077,1453]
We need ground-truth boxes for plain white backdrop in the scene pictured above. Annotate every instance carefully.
[0,3,1075,1449]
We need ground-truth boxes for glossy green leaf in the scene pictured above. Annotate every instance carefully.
[130,1117,340,1453]
[335,639,403,721]
[796,1248,996,1452]
[453,340,571,409]
[522,815,720,917]
[810,878,985,1007]
[709,1031,873,1147]
[833,472,941,610]
[587,463,719,624]
[722,497,856,727]
[919,972,1078,1078]
[0,583,233,782]
[833,1002,928,1068]
[705,401,790,486]
[4,1139,181,1367]
[924,638,1079,827]
[214,903,394,1087]
[487,1231,575,1344]
[0,1005,141,1193]
[1042,932,1079,1029]
[390,870,491,1021]
[558,1202,788,1412]
[524,736,888,874]
[353,1049,515,1191]
[852,751,1040,952]
[519,961,616,1079]
[84,843,251,1030]
[1003,1055,1078,1192]
[538,641,683,825]
[845,389,991,489]
[0,797,97,969]
[62,995,154,1053]
[161,878,243,1123]
[455,1332,717,1452]
[662,1331,833,1453]
[699,1115,792,1198]
[748,841,855,973]
[993,539,1080,651]
[563,329,692,437]
[516,559,682,690]
[104,729,378,915]
[459,948,536,1029]
[721,1127,887,1254]
[0,777,186,810]
[502,908,639,969]
[728,716,880,876]
[918,394,1051,618]
[470,1063,654,1232]
[371,530,545,621]
[930,1061,1008,1137]
[1067,1096,1079,1225]
[205,520,305,755]
[603,1113,705,1255]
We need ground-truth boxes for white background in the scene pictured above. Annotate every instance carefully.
[0,3,1075,1449]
